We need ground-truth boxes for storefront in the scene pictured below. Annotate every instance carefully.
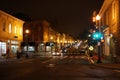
[10,40,19,54]
[0,39,21,58]
[0,10,24,58]
[0,42,6,57]
[21,42,35,52]
[38,43,45,52]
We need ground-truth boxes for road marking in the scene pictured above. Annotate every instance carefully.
[16,59,34,63]
[48,63,55,67]
[114,70,120,72]
[41,59,52,64]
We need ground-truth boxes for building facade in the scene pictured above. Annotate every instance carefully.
[98,0,120,62]
[0,10,24,57]
[23,20,74,53]
[23,20,49,53]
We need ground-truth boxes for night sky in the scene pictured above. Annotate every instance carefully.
[0,0,104,38]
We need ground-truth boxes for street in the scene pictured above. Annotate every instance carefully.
[0,55,120,80]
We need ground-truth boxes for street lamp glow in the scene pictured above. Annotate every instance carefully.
[88,34,91,37]
[92,17,96,22]
[50,36,53,40]
[65,41,67,43]
[96,15,101,20]
[25,29,29,34]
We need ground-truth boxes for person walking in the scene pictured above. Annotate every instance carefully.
[16,48,21,59]
[25,52,28,58]
[6,48,10,59]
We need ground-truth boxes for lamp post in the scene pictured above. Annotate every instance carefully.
[50,36,53,53]
[96,15,102,63]
[25,29,29,57]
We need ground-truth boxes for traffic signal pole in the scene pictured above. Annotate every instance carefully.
[96,15,102,63]
[97,41,102,63]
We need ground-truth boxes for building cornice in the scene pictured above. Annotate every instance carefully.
[0,10,24,23]
[99,0,114,17]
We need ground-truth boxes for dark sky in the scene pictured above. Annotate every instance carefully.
[0,0,104,38]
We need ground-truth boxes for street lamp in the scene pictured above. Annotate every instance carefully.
[50,36,53,53]
[96,15,102,63]
[25,29,29,57]
[96,15,101,21]
[25,29,29,34]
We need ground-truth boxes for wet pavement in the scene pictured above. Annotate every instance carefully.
[0,53,120,70]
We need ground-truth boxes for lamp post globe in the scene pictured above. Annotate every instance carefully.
[25,29,30,58]
[25,29,29,34]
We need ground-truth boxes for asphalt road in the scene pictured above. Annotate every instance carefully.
[0,55,120,80]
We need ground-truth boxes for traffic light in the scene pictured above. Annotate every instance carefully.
[92,32,103,40]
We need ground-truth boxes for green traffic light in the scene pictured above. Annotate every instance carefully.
[92,32,103,40]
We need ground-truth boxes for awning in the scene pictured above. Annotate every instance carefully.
[21,42,36,46]
[101,25,108,30]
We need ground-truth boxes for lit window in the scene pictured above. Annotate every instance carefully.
[11,40,18,44]
[20,28,22,35]
[9,23,12,33]
[0,42,6,54]
[7,40,10,43]
[112,2,115,19]
[15,26,17,34]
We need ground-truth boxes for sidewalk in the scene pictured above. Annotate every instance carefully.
[0,52,52,63]
[91,54,120,70]
[0,57,27,63]
[0,53,34,63]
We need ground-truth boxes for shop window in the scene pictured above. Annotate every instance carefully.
[24,46,35,51]
[11,40,18,44]
[11,45,18,54]
[0,42,6,54]
[7,40,10,43]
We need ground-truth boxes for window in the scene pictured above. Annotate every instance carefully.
[112,2,115,20]
[15,26,17,34]
[20,27,22,35]
[11,40,18,44]
[0,42,6,54]
[9,23,12,33]
[106,12,109,25]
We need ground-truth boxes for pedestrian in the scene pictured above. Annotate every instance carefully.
[16,48,21,59]
[26,52,28,58]
[6,48,10,59]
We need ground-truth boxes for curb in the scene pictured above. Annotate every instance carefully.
[94,63,120,70]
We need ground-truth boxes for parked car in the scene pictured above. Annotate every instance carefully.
[79,48,86,54]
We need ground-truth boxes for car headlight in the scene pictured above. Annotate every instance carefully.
[52,52,56,55]
[57,52,60,55]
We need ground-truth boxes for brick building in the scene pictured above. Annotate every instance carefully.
[0,10,24,57]
[23,20,74,53]
[23,20,50,52]
[98,0,120,62]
